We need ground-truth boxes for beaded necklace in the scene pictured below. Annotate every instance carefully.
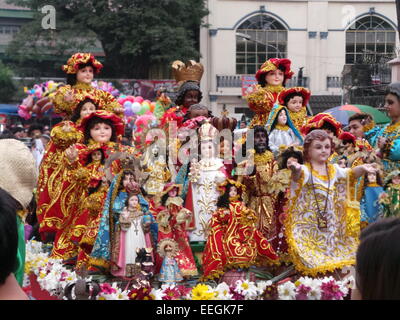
[310,163,330,230]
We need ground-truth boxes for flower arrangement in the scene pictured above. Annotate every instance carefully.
[25,241,354,300]
[24,240,78,297]
[274,276,354,300]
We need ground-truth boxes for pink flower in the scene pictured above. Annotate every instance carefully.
[100,283,117,295]
[321,280,345,300]
[162,287,181,300]
[295,284,311,300]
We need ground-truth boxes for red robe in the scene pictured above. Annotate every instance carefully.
[202,200,278,281]
[156,197,198,277]
[36,121,83,239]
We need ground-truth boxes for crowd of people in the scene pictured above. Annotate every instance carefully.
[1,53,400,300]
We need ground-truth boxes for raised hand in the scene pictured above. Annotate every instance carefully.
[65,144,79,162]
[64,90,75,103]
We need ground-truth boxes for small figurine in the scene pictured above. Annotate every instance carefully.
[265,104,303,157]
[278,87,311,133]
[157,239,183,285]
[360,170,384,226]
[287,129,377,276]
[201,179,279,283]
[155,183,197,277]
[112,192,154,278]
[245,58,294,127]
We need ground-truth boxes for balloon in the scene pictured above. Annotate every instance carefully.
[139,103,150,115]
[124,106,133,117]
[126,96,135,102]
[131,102,141,114]
[134,96,144,104]
[123,101,133,109]
[150,102,156,112]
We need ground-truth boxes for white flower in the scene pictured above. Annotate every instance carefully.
[256,280,272,293]
[235,280,259,300]
[150,288,166,300]
[307,285,322,300]
[214,282,233,300]
[278,281,296,300]
[342,275,356,290]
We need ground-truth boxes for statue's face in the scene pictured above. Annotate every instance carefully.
[287,95,303,113]
[229,186,238,198]
[201,141,215,159]
[128,195,139,209]
[277,110,287,125]
[122,174,135,188]
[183,90,200,109]
[254,131,267,153]
[152,145,160,156]
[80,102,96,119]
[265,69,284,86]
[90,122,112,143]
[91,150,103,162]
[76,66,94,84]
[308,138,331,164]
[367,172,377,183]
[168,188,178,197]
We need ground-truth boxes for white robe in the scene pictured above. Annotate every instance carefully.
[189,157,226,242]
[268,128,301,157]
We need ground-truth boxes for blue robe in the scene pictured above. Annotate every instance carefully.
[360,185,384,224]
[366,124,400,174]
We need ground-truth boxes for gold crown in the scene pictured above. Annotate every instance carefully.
[199,120,218,142]
[172,60,204,84]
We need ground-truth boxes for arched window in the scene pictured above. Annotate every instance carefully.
[346,15,396,64]
[236,14,288,74]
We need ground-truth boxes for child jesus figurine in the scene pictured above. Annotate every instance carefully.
[286,129,377,277]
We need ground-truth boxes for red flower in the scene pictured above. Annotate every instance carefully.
[162,287,181,300]
[177,285,191,297]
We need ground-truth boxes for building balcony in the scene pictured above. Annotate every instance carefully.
[216,74,310,90]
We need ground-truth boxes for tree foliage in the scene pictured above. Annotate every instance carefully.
[6,0,209,78]
[0,60,17,102]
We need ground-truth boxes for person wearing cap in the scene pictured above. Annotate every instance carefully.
[245,58,294,128]
[366,82,400,176]
[0,139,37,288]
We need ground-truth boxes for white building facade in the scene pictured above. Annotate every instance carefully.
[199,0,398,119]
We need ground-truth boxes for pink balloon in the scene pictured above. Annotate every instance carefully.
[134,96,144,104]
[126,96,135,102]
